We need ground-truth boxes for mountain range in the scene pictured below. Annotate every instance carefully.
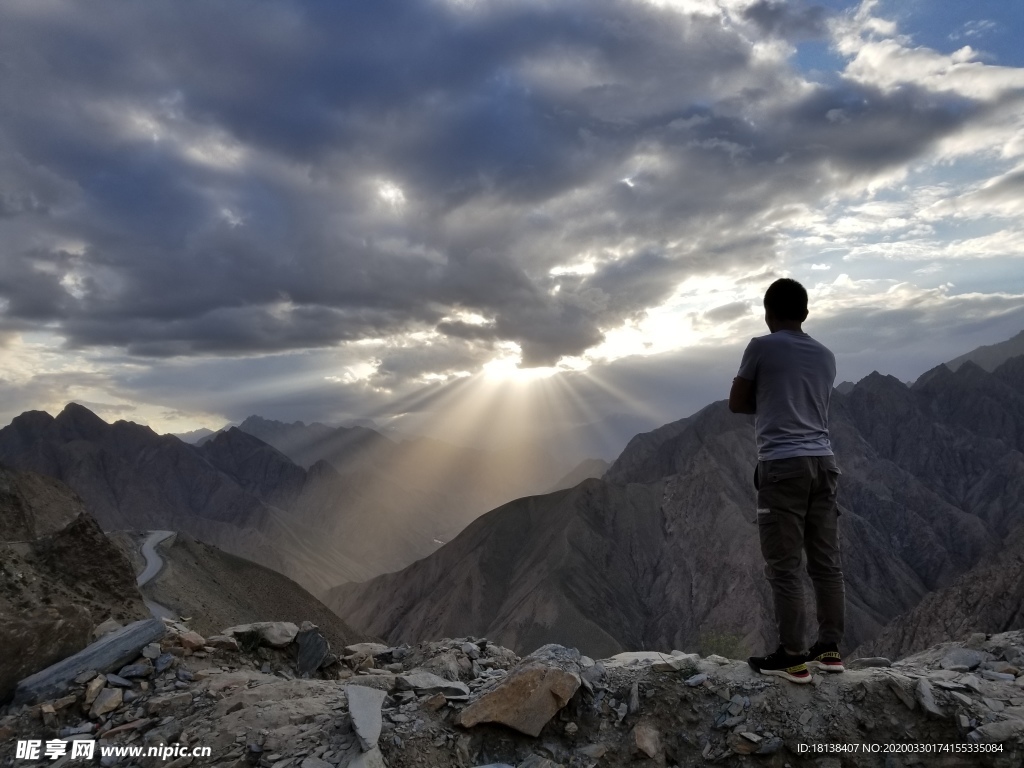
[328,351,1024,658]
[2,332,1022,666]
[0,405,570,596]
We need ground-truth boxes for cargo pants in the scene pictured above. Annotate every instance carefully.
[755,454,845,653]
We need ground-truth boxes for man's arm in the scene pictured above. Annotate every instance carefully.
[729,376,756,414]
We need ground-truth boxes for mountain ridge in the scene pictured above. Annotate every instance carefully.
[330,353,1024,658]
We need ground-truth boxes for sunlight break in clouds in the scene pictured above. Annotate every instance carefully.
[0,0,1021,438]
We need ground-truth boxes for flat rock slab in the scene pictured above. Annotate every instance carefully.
[222,622,298,648]
[456,644,581,737]
[345,685,386,751]
[396,671,470,698]
[14,618,165,705]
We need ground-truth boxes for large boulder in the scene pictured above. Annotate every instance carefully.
[455,644,582,737]
[222,622,299,648]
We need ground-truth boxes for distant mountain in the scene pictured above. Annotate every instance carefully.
[0,406,423,595]
[946,328,1024,372]
[329,354,1024,658]
[854,520,1024,662]
[236,414,571,542]
[237,415,392,472]
[546,458,610,492]
[0,465,148,701]
[171,427,218,444]
[0,403,571,597]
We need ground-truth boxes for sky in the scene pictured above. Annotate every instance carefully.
[1,0,1023,448]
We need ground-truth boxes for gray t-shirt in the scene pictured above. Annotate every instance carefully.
[737,330,836,461]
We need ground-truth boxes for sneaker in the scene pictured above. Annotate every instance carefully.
[747,646,812,684]
[806,641,845,673]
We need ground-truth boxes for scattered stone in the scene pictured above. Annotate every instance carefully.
[981,670,1015,682]
[983,697,1005,712]
[632,722,660,758]
[969,718,1024,743]
[84,675,106,705]
[684,673,708,687]
[915,678,945,719]
[155,653,175,674]
[300,758,332,768]
[105,674,133,688]
[455,645,581,737]
[118,661,154,679]
[89,687,123,719]
[347,747,388,768]
[74,670,98,685]
[627,681,640,714]
[886,676,917,710]
[727,732,759,755]
[848,657,891,669]
[142,643,161,660]
[757,736,784,755]
[422,693,447,711]
[345,685,386,751]
[178,631,206,651]
[397,671,470,698]
[206,635,240,651]
[344,643,390,656]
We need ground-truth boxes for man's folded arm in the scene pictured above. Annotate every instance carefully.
[729,376,756,414]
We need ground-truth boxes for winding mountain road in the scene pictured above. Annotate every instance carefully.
[137,530,177,619]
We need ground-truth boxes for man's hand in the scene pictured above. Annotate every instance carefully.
[729,376,756,414]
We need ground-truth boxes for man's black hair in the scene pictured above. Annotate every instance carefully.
[764,278,808,322]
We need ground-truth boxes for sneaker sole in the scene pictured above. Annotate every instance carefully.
[807,661,845,673]
[757,667,813,684]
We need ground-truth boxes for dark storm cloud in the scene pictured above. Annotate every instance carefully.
[741,1,832,41]
[0,0,992,376]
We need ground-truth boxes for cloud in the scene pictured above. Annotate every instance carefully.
[0,0,1021,433]
[741,1,831,41]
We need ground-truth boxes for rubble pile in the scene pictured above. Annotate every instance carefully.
[3,621,1024,768]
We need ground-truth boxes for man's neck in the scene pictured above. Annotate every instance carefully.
[771,321,803,333]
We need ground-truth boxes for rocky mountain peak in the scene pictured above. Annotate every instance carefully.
[53,403,110,442]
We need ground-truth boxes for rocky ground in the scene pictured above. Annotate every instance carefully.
[3,620,1024,768]
[0,467,149,702]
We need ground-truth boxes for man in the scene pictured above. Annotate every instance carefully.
[729,278,845,684]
